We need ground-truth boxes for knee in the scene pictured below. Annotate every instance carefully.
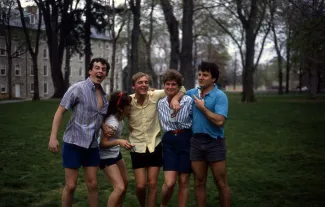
[85,178,98,191]
[164,180,176,190]
[215,179,229,190]
[178,180,189,189]
[136,183,146,192]
[65,182,77,193]
[194,176,207,187]
[148,180,158,190]
[114,184,126,195]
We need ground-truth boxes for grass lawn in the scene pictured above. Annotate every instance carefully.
[1,94,325,207]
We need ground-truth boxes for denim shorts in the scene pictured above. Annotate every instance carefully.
[190,133,227,162]
[62,142,100,168]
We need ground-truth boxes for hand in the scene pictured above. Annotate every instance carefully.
[170,99,180,112]
[118,139,134,150]
[102,124,115,137]
[193,95,205,111]
[48,138,59,153]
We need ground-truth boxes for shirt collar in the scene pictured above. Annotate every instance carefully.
[85,77,106,95]
[197,84,217,97]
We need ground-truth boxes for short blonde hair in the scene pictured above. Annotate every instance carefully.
[131,72,152,86]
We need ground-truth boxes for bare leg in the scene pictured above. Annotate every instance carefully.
[102,164,126,207]
[210,160,230,207]
[192,161,208,207]
[178,173,190,207]
[147,166,160,207]
[116,159,129,207]
[160,171,177,207]
[84,166,99,207]
[62,168,78,207]
[133,168,147,207]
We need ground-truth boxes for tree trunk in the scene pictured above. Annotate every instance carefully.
[7,55,13,99]
[110,41,117,92]
[160,0,180,69]
[84,0,92,79]
[180,0,194,89]
[129,0,141,83]
[64,47,71,89]
[242,30,256,102]
[285,29,291,94]
[32,56,40,100]
[124,11,132,93]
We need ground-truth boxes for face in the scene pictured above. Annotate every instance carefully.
[198,71,216,89]
[120,104,131,117]
[164,80,179,97]
[132,76,149,95]
[89,61,108,84]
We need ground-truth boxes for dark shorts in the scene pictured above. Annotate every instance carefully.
[162,129,192,173]
[130,143,163,169]
[99,152,123,169]
[190,133,227,162]
[62,142,100,168]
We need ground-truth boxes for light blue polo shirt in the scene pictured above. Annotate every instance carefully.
[186,85,228,139]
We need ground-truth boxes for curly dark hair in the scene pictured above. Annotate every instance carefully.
[105,91,132,121]
[88,57,110,73]
[198,61,219,83]
[162,69,183,86]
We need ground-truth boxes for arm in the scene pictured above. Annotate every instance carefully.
[170,86,186,111]
[193,95,226,127]
[100,133,134,150]
[48,105,67,152]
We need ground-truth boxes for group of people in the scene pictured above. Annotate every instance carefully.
[48,57,230,207]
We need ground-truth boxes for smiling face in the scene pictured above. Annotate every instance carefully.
[164,80,179,98]
[198,70,216,89]
[132,75,149,96]
[88,61,108,84]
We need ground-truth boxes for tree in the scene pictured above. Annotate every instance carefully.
[0,0,27,99]
[129,0,141,85]
[205,0,271,102]
[34,0,76,97]
[106,0,128,92]
[17,0,43,100]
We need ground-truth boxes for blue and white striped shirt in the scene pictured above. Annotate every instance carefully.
[60,78,108,148]
[157,95,193,132]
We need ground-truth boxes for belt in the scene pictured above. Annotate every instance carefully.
[168,129,188,136]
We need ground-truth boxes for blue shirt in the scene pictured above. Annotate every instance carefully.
[60,78,108,148]
[186,85,228,139]
[157,95,193,132]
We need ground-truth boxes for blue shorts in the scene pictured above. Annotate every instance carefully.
[162,129,192,173]
[62,142,100,168]
[99,152,123,169]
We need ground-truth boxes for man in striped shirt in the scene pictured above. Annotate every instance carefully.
[157,69,193,207]
[48,57,109,207]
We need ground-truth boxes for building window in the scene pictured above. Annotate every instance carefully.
[30,15,35,24]
[30,83,34,93]
[43,48,48,59]
[0,64,6,76]
[43,65,48,76]
[43,82,48,94]
[0,45,6,56]
[30,65,34,76]
[15,64,21,76]
[78,54,83,61]
[1,84,7,93]
[79,67,82,76]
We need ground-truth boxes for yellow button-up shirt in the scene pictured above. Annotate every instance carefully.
[128,87,185,153]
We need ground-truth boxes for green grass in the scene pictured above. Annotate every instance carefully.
[1,94,325,207]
